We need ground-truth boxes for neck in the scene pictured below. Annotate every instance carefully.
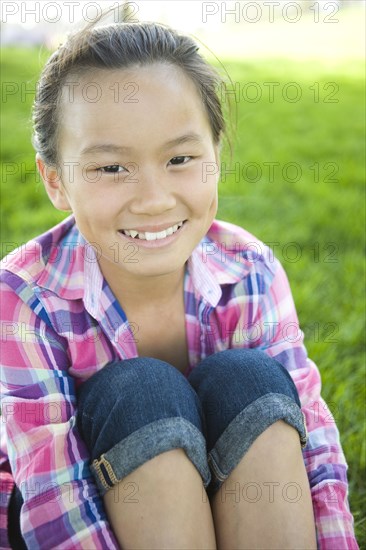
[99,260,186,313]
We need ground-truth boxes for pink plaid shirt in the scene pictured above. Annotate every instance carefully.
[0,215,358,548]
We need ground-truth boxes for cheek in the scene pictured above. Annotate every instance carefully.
[68,181,114,211]
[197,176,218,214]
[188,184,218,225]
[187,164,218,199]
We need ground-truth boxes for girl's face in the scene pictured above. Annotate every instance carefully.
[39,63,220,282]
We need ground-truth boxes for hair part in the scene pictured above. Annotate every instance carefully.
[32,13,229,168]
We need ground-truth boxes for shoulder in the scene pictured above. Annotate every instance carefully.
[202,221,297,333]
[0,215,82,298]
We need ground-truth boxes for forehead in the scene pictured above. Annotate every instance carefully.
[58,63,211,153]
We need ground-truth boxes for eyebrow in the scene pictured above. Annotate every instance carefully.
[164,133,204,149]
[79,133,204,157]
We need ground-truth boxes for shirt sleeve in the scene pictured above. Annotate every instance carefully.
[252,255,359,549]
[0,275,119,549]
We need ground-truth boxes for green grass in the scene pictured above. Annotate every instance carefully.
[1,47,365,545]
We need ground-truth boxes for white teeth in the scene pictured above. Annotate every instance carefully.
[122,221,184,240]
[145,232,157,241]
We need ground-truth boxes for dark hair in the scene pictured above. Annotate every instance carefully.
[32,13,227,167]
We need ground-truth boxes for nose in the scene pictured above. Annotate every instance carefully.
[129,168,177,216]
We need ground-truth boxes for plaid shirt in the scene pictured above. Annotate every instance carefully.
[0,215,358,549]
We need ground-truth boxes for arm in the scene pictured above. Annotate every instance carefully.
[1,276,119,549]
[252,255,358,549]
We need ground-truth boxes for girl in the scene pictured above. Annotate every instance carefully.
[0,13,358,550]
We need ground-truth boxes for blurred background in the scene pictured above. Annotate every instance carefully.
[1,0,365,60]
[1,0,365,544]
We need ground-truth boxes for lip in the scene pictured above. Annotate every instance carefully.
[117,220,187,249]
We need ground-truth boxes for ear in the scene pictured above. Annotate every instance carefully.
[36,153,71,211]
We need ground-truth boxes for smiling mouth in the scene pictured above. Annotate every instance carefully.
[119,221,186,241]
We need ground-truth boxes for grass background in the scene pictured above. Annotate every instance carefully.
[1,46,365,544]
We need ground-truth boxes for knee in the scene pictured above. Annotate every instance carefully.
[188,349,305,454]
[188,348,300,406]
[76,358,204,457]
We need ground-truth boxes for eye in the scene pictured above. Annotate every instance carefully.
[168,156,192,166]
[98,165,126,173]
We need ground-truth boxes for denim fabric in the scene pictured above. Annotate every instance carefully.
[187,349,307,494]
[76,349,307,498]
[76,357,211,494]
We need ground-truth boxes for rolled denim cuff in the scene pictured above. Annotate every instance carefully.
[207,393,307,494]
[90,417,211,496]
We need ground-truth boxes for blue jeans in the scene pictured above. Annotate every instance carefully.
[8,349,307,547]
[77,349,307,498]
